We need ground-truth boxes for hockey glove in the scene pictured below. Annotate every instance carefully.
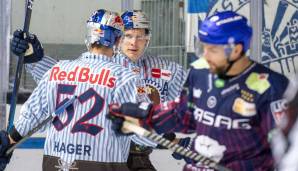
[172,137,194,164]
[107,102,153,135]
[108,101,180,134]
[0,131,13,171]
[11,29,44,63]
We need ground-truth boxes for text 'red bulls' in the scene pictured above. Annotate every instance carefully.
[50,66,116,88]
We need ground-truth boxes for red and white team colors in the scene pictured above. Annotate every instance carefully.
[16,52,152,164]
[113,53,187,103]
[25,52,187,104]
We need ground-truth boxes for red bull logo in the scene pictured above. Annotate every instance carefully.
[49,66,116,88]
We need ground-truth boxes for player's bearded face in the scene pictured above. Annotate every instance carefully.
[120,28,149,62]
[203,44,229,74]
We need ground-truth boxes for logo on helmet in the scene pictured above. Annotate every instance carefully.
[110,15,123,31]
[216,16,243,26]
[210,16,219,22]
[94,28,104,37]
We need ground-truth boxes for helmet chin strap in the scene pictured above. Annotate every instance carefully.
[217,44,244,80]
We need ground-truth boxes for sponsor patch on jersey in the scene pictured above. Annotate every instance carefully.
[151,68,172,80]
[194,106,252,130]
[132,67,140,74]
[241,90,254,102]
[232,97,256,116]
[49,66,116,88]
[193,88,202,98]
[161,70,172,81]
[137,86,146,94]
[270,99,288,124]
[151,68,161,78]
[221,84,239,96]
[207,96,217,109]
[245,72,270,94]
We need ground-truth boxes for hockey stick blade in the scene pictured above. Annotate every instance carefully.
[7,0,35,131]
[122,121,232,171]
[6,96,77,155]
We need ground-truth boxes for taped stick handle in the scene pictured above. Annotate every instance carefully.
[122,121,231,171]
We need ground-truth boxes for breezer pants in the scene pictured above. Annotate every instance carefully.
[42,155,130,171]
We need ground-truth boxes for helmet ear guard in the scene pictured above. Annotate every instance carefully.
[223,37,235,58]
[85,9,124,49]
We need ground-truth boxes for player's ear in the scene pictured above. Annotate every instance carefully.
[115,37,121,46]
[230,44,243,60]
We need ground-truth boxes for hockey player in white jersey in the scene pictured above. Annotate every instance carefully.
[114,10,187,171]
[10,10,187,171]
[0,9,154,171]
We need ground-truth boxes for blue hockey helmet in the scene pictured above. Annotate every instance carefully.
[198,11,252,52]
[121,10,150,31]
[85,9,123,49]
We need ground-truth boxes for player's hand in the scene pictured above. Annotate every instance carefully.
[108,100,180,134]
[171,137,194,164]
[107,102,153,135]
[0,131,13,171]
[11,29,44,63]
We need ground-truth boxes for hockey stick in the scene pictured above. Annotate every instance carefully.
[6,96,77,155]
[7,0,35,131]
[122,121,231,171]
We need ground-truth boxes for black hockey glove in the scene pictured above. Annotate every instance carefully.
[0,131,13,171]
[107,102,153,135]
[108,101,180,134]
[11,29,44,63]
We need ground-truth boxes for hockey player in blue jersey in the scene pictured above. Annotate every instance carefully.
[107,11,290,170]
[10,10,187,171]
[0,9,155,171]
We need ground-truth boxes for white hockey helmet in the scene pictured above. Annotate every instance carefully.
[85,9,124,49]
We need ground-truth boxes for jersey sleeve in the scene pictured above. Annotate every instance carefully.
[258,75,289,135]
[25,55,57,84]
[14,71,52,136]
[167,63,188,100]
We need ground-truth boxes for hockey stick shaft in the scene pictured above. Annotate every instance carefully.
[7,0,34,131]
[122,121,231,171]
[6,96,77,155]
